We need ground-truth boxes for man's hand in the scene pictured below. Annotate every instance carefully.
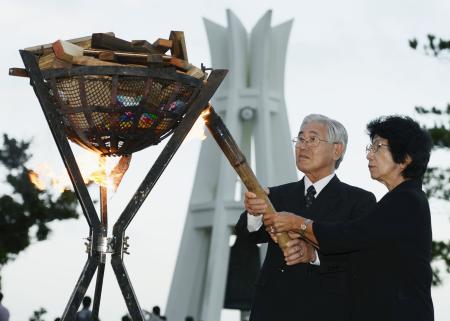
[283,238,316,265]
[244,189,269,216]
[264,211,300,233]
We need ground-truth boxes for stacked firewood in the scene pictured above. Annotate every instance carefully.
[10,31,205,79]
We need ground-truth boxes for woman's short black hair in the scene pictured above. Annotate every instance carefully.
[367,115,432,180]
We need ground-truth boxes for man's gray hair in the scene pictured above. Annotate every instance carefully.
[300,114,348,169]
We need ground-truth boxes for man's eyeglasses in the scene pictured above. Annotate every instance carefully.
[292,136,335,148]
[365,143,389,154]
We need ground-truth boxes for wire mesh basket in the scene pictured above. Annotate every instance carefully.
[41,66,203,156]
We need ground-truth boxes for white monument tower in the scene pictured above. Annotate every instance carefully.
[166,10,296,321]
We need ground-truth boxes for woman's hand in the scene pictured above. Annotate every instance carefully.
[283,238,316,265]
[264,211,301,233]
[244,189,269,216]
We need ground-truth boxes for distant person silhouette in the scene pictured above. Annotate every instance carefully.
[0,292,9,321]
[121,315,131,321]
[185,316,194,321]
[149,306,163,321]
[76,296,92,321]
[54,318,61,321]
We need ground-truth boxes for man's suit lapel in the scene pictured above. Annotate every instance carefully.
[296,178,306,212]
[279,178,305,215]
[308,175,342,221]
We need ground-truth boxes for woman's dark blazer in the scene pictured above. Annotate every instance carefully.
[314,179,434,321]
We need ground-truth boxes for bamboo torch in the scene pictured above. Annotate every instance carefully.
[202,106,291,249]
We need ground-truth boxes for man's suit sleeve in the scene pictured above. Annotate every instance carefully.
[315,190,423,253]
[235,211,270,244]
[316,190,376,267]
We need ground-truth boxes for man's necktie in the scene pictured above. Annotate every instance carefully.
[305,185,317,209]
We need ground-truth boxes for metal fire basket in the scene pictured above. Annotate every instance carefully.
[20,49,227,321]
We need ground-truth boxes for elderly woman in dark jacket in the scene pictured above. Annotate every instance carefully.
[257,116,434,321]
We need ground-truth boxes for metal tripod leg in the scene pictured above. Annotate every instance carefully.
[20,50,102,321]
[92,182,108,320]
[60,256,100,321]
[109,69,228,319]
[111,256,145,321]
[92,261,106,321]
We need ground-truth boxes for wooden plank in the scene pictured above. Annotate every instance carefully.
[186,66,205,79]
[24,32,114,56]
[169,31,188,61]
[131,40,160,54]
[39,53,56,70]
[91,33,151,54]
[9,68,29,77]
[169,57,191,71]
[84,49,170,66]
[52,40,84,63]
[153,38,173,49]
[72,56,123,67]
[98,51,117,62]
[169,57,204,79]
[152,38,173,54]
[51,57,73,69]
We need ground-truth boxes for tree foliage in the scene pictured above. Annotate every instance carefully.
[414,105,450,285]
[29,307,47,321]
[409,34,450,285]
[409,34,450,58]
[0,134,79,287]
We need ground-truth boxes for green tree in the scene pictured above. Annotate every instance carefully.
[410,35,450,285]
[0,134,79,288]
[415,105,450,285]
[29,307,47,321]
[409,34,450,57]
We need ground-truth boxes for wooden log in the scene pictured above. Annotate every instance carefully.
[152,38,173,54]
[92,33,151,54]
[186,66,205,79]
[84,49,169,66]
[39,53,57,70]
[203,107,291,249]
[9,68,29,77]
[98,51,117,62]
[169,57,204,78]
[131,40,160,54]
[24,33,114,56]
[169,57,191,71]
[169,31,188,61]
[52,40,84,63]
[51,57,73,69]
[39,33,110,70]
[72,56,123,67]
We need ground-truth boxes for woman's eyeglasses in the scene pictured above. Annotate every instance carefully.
[365,143,389,154]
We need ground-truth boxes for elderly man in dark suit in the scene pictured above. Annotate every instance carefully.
[235,114,376,321]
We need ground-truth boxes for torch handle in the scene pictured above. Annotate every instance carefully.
[204,107,290,249]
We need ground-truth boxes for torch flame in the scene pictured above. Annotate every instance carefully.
[27,153,131,192]
[201,105,211,119]
[84,155,131,190]
[185,105,211,142]
[28,170,45,191]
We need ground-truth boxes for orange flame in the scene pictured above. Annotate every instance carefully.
[28,170,45,191]
[201,105,211,119]
[185,105,211,142]
[27,153,131,192]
